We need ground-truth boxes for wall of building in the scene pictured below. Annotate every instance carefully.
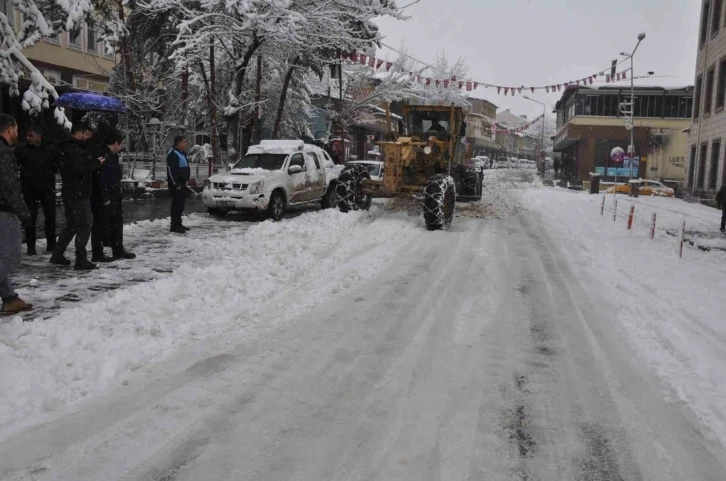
[687,0,726,194]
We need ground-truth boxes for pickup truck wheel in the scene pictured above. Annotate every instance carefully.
[336,164,371,213]
[207,208,227,217]
[267,190,286,221]
[322,181,338,209]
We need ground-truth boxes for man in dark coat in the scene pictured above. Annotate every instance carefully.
[91,130,136,261]
[50,123,104,270]
[0,114,33,316]
[167,135,191,234]
[716,184,726,233]
[15,126,57,256]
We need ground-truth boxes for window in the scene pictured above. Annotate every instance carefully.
[695,75,703,118]
[311,153,321,170]
[701,1,711,47]
[710,140,721,189]
[705,67,715,114]
[86,27,97,53]
[289,153,305,171]
[714,0,722,36]
[689,145,697,188]
[699,143,708,188]
[718,58,726,110]
[68,29,82,49]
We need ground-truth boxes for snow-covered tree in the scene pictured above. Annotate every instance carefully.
[0,0,124,128]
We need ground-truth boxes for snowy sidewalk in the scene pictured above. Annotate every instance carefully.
[0,207,421,439]
[522,186,726,449]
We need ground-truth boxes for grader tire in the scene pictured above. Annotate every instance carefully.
[423,174,456,231]
[336,164,372,213]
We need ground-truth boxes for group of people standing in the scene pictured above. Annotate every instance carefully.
[0,113,138,316]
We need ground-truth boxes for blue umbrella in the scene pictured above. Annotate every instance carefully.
[54,92,127,113]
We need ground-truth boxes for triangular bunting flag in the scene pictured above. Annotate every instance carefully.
[386,62,392,71]
[368,56,375,68]
[497,86,501,94]
[531,87,535,93]
[474,82,479,89]
[351,51,357,62]
[376,59,384,70]
[546,86,550,93]
[436,80,440,87]
[459,82,464,89]
[359,54,367,65]
[444,80,450,88]
[622,71,627,80]
[426,78,431,86]
[466,81,472,91]
[504,87,509,95]
[606,75,611,83]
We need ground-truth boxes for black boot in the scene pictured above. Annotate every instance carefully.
[46,238,56,254]
[74,258,98,271]
[113,249,136,260]
[27,245,37,256]
[180,224,191,232]
[49,252,71,266]
[91,253,115,263]
[170,224,187,234]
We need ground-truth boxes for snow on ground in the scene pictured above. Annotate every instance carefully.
[0,207,420,439]
[521,185,726,448]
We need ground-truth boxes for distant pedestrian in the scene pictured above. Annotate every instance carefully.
[716,184,726,233]
[51,123,104,270]
[167,136,191,234]
[91,130,136,261]
[0,114,34,316]
[15,126,57,256]
[553,159,560,177]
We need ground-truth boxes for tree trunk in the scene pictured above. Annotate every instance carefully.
[271,57,300,139]
[209,43,221,175]
[225,36,263,163]
[117,0,136,93]
[181,65,189,134]
[252,55,262,144]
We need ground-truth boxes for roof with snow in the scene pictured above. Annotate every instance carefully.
[496,109,528,126]
[554,84,694,109]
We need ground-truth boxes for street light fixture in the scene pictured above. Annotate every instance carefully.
[619,32,646,179]
[523,95,546,170]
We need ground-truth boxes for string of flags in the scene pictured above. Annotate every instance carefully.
[472,113,545,135]
[339,50,633,96]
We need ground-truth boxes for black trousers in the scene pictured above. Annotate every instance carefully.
[92,197,125,256]
[56,198,92,260]
[721,209,726,231]
[170,186,186,227]
[23,188,56,248]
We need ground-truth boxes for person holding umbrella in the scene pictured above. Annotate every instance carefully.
[50,123,105,270]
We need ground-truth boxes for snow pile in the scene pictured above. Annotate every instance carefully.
[0,209,419,437]
[457,169,542,219]
[230,167,274,175]
[521,187,726,448]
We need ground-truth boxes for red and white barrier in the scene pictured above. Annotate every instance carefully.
[678,218,686,258]
[601,195,606,215]
[649,212,657,239]
[613,199,618,222]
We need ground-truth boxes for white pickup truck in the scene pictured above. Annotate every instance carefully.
[203,140,342,220]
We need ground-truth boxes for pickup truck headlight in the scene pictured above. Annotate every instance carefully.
[249,180,264,195]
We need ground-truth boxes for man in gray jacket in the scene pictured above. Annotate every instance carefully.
[0,114,33,316]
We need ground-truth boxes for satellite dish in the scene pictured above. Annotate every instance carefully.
[424,146,432,155]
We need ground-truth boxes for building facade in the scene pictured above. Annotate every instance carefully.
[464,97,499,158]
[0,1,115,126]
[494,109,538,160]
[687,0,726,195]
[553,85,693,182]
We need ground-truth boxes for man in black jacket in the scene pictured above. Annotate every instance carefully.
[716,184,726,233]
[16,126,57,256]
[167,135,191,234]
[0,114,33,315]
[50,123,104,270]
[91,130,136,261]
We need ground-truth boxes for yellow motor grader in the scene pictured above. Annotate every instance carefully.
[334,103,483,230]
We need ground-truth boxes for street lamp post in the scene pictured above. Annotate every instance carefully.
[523,95,546,172]
[620,32,646,180]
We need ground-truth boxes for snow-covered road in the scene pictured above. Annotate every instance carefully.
[1,171,725,480]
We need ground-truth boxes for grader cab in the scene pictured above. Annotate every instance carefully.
[334,104,483,231]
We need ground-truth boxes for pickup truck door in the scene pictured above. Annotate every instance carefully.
[308,152,326,199]
[287,153,308,204]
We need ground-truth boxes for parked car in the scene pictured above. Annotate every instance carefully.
[496,158,510,169]
[203,140,341,220]
[346,160,384,181]
[606,179,675,197]
[475,156,490,169]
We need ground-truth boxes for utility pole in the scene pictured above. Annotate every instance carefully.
[620,32,646,180]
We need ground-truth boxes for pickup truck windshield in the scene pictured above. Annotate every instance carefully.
[234,154,287,171]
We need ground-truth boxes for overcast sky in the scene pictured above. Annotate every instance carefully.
[375,0,701,120]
